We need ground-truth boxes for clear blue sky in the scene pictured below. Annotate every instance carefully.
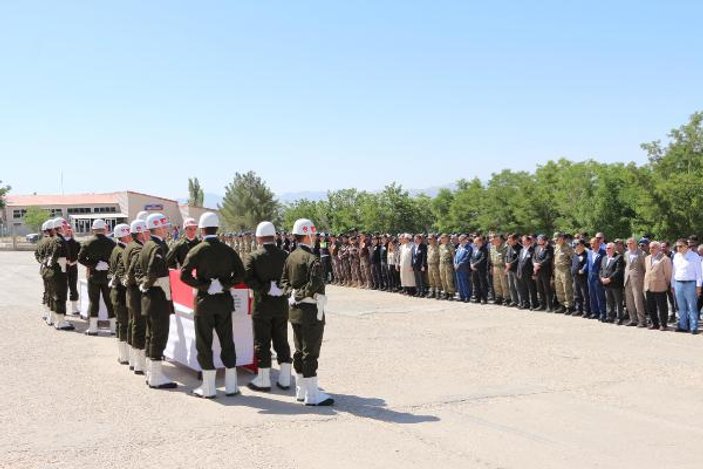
[1,1,701,199]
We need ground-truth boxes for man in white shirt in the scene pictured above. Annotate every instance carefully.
[671,239,702,334]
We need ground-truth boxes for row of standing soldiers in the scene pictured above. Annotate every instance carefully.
[35,213,333,405]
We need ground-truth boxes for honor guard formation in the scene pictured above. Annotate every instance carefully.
[34,212,334,405]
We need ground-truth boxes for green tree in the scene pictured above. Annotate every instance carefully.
[480,169,535,233]
[24,206,50,232]
[446,178,485,233]
[0,180,10,211]
[641,111,703,239]
[219,171,279,230]
[326,188,366,233]
[431,188,455,232]
[282,199,329,232]
[187,177,204,207]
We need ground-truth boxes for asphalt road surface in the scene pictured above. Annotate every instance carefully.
[1,251,701,468]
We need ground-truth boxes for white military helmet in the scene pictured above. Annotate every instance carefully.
[183,217,197,229]
[130,219,147,234]
[136,210,148,221]
[255,221,276,237]
[292,218,316,236]
[41,220,50,231]
[113,223,131,239]
[92,218,107,230]
[146,213,169,230]
[198,212,219,229]
[52,217,69,231]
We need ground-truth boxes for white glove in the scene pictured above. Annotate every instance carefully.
[288,289,297,306]
[268,281,284,297]
[121,278,128,287]
[314,293,327,321]
[108,276,116,288]
[95,261,109,271]
[139,283,149,293]
[208,278,223,295]
[57,257,67,273]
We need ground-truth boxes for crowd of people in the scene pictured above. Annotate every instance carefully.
[33,213,334,405]
[277,230,702,335]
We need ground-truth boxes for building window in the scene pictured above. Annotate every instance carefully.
[13,209,26,219]
[50,209,63,217]
[67,207,91,214]
[93,206,119,214]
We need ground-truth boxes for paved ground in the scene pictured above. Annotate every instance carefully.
[1,250,702,469]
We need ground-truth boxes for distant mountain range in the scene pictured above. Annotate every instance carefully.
[277,184,457,204]
[182,184,456,207]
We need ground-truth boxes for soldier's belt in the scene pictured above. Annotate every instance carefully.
[295,297,317,306]
[153,276,172,301]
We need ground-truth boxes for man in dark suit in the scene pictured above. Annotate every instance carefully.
[516,235,538,310]
[532,234,554,311]
[571,239,590,317]
[587,237,607,320]
[600,242,625,324]
[470,236,489,304]
[411,234,428,297]
[504,233,522,307]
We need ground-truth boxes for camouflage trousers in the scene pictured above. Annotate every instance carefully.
[330,257,339,282]
[554,268,573,308]
[360,259,371,287]
[341,259,351,284]
[439,263,455,295]
[492,266,510,301]
[428,263,441,290]
[351,260,361,284]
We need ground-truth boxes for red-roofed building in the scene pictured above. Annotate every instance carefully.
[2,191,218,235]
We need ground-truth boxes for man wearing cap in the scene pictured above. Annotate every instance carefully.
[438,233,455,300]
[489,234,509,306]
[63,224,82,315]
[349,236,361,288]
[553,232,574,314]
[359,233,372,289]
[532,234,554,312]
[124,219,149,374]
[281,218,334,406]
[503,233,522,308]
[138,213,177,389]
[78,218,117,335]
[47,218,75,330]
[339,235,351,286]
[623,237,647,327]
[243,221,291,392]
[166,217,200,269]
[425,235,441,298]
[329,234,340,285]
[181,212,245,398]
[110,224,132,364]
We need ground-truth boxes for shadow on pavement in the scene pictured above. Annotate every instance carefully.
[208,388,440,424]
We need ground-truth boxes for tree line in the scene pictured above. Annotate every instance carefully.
[279,112,703,240]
